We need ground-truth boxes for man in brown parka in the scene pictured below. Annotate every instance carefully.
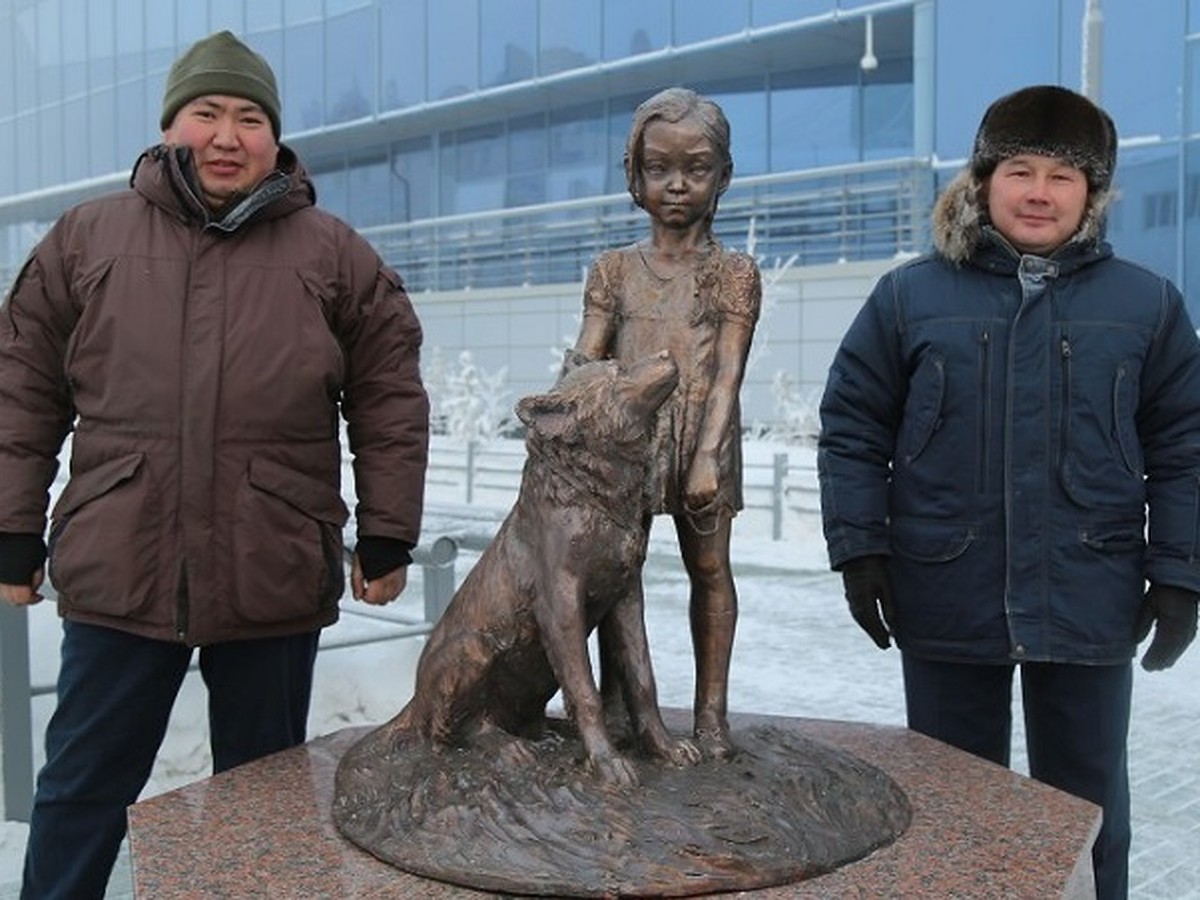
[0,31,429,899]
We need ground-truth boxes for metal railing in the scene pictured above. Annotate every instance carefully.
[361,158,934,292]
[0,158,932,301]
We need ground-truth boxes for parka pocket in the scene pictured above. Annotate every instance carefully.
[897,353,945,465]
[48,452,162,617]
[229,458,349,624]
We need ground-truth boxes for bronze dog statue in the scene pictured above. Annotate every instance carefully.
[352,351,698,786]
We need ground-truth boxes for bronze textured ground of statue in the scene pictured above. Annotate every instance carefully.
[332,719,910,897]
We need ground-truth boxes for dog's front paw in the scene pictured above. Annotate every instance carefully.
[664,737,703,767]
[586,752,640,790]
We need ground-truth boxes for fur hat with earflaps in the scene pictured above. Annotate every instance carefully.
[933,85,1118,263]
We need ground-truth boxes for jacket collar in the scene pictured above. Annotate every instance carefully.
[130,143,314,231]
[931,167,1113,274]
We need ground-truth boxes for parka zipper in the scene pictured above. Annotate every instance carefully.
[1059,331,1072,464]
[978,327,992,493]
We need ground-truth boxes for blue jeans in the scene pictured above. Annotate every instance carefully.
[902,654,1133,900]
[21,621,320,900]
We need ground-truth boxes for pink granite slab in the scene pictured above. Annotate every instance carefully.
[126,711,1099,898]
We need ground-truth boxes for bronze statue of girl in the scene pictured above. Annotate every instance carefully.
[566,87,762,758]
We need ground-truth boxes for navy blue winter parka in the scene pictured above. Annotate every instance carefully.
[818,171,1200,664]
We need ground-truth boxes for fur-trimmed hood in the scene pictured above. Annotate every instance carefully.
[931,167,1113,265]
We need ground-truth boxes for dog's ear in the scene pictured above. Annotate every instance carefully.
[516,394,580,441]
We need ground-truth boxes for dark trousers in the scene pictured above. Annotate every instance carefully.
[902,654,1133,900]
[21,621,320,900]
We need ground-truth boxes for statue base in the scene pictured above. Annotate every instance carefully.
[126,711,1099,898]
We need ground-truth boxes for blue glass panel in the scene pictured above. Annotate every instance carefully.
[548,104,605,200]
[87,88,117,177]
[15,113,37,192]
[606,93,643,194]
[115,1,144,81]
[380,0,427,110]
[693,76,768,177]
[507,113,547,206]
[1098,2,1184,141]
[247,0,283,32]
[87,0,116,92]
[37,2,63,106]
[448,123,507,214]
[752,0,831,27]
[391,136,434,221]
[0,108,13,195]
[672,0,747,45]
[770,76,857,170]
[602,0,669,61]
[145,3,176,83]
[1106,143,1179,285]
[39,105,65,186]
[65,95,92,180]
[348,154,391,228]
[932,0,1058,162]
[283,20,324,131]
[117,78,147,166]
[312,164,349,220]
[0,11,14,119]
[481,0,536,87]
[862,77,913,162]
[175,0,207,44]
[14,6,38,115]
[210,0,246,33]
[326,5,374,123]
[61,0,88,99]
[539,0,600,75]
[429,0,479,100]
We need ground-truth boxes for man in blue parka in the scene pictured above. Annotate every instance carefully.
[818,85,1200,900]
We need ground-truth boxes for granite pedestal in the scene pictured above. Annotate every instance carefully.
[126,711,1100,898]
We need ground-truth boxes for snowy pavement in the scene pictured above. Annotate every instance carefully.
[3,464,1199,897]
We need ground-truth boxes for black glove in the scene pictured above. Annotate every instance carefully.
[1135,584,1199,671]
[840,555,894,650]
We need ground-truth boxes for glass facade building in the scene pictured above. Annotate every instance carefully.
[2,0,1199,313]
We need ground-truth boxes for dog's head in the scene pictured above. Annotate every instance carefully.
[516,351,678,450]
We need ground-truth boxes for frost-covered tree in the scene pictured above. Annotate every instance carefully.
[431,350,514,443]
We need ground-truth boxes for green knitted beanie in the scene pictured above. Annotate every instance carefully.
[160,31,281,137]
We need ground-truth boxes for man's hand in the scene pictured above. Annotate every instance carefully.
[351,554,407,606]
[1136,584,1199,671]
[840,555,894,650]
[1,568,46,607]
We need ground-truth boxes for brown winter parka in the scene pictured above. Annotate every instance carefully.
[0,144,429,645]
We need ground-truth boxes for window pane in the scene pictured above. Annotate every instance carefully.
[210,0,245,33]
[117,78,147,164]
[87,88,118,177]
[481,0,536,87]
[672,0,747,45]
[447,123,507,214]
[175,0,207,45]
[247,0,282,32]
[430,0,478,100]
[752,0,830,27]
[61,0,88,99]
[770,77,856,170]
[15,113,38,192]
[87,0,116,92]
[39,104,65,186]
[507,113,546,206]
[115,0,144,81]
[693,77,767,177]
[14,6,38,115]
[391,136,434,221]
[549,104,605,200]
[326,5,374,123]
[602,0,669,61]
[607,94,642,194]
[283,20,324,131]
[312,164,349,220]
[348,154,391,228]
[539,0,599,76]
[862,78,913,161]
[380,0,426,109]
[0,10,15,119]
[38,1,63,105]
